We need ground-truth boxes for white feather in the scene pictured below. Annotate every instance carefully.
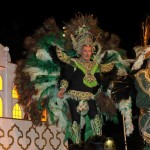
[131,54,145,70]
[36,48,52,61]
[23,67,48,81]
[34,81,55,90]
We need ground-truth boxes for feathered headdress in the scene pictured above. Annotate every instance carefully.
[63,13,103,58]
[23,18,62,52]
[132,16,150,70]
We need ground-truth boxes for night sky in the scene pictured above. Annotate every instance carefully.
[0,1,150,149]
[0,1,150,63]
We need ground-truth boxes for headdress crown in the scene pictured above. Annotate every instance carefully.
[64,13,103,56]
[70,25,95,53]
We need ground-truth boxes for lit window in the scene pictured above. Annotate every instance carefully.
[41,109,47,122]
[0,97,3,117]
[0,75,3,90]
[12,85,19,99]
[12,103,22,119]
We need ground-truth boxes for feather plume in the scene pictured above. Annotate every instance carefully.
[96,92,117,117]
[24,18,61,52]
[142,16,150,46]
[23,67,48,81]
[131,52,145,71]
[36,48,52,61]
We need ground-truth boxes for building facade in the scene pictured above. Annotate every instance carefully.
[0,44,67,150]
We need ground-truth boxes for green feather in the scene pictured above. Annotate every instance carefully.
[85,115,93,141]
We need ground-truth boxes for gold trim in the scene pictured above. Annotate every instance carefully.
[56,47,71,64]
[135,69,150,96]
[91,115,102,136]
[70,121,81,144]
[139,113,150,144]
[68,90,94,100]
[60,79,69,91]
[142,131,150,144]
[74,59,99,87]
[100,63,114,73]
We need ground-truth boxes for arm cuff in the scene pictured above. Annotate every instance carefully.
[60,79,69,91]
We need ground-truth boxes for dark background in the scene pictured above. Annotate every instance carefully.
[1,1,150,149]
[0,1,150,63]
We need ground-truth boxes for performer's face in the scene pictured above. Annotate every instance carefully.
[81,45,93,61]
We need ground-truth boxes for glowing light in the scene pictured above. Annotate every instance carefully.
[13,103,22,119]
[41,109,47,121]
[12,85,19,99]
[106,139,113,145]
[0,75,3,90]
[104,137,116,150]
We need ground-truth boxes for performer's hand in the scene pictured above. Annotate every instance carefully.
[57,88,65,99]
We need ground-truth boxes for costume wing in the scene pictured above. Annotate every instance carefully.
[96,49,134,136]
[15,18,70,131]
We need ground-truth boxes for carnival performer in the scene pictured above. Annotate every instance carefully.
[55,16,116,150]
[132,46,150,150]
[14,13,134,150]
[57,44,105,150]
[55,13,136,149]
[130,15,150,150]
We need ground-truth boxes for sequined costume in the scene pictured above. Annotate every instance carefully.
[14,13,134,150]
[131,15,150,149]
[57,56,103,144]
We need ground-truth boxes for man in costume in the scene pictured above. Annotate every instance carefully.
[131,16,150,150]
[14,13,134,150]
[55,15,117,149]
[57,40,105,150]
[55,14,135,149]
[132,46,150,150]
